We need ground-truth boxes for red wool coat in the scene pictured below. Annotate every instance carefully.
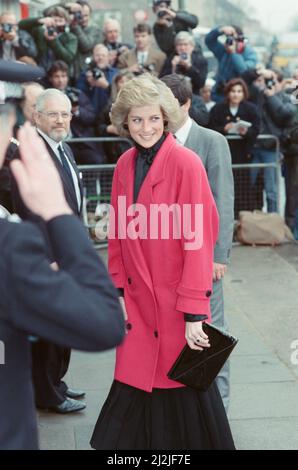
[108,133,219,392]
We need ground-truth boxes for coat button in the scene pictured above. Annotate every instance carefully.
[154,330,159,338]
[126,323,132,331]
[206,290,212,298]
[128,278,132,285]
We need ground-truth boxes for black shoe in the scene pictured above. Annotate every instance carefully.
[49,398,86,414]
[66,388,86,399]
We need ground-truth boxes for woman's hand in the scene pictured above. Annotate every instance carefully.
[238,126,248,136]
[213,263,227,281]
[224,122,234,133]
[171,55,180,72]
[119,297,128,321]
[185,322,210,351]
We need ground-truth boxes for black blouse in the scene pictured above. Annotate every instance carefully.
[133,133,166,204]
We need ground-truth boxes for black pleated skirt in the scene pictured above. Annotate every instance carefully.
[90,380,235,450]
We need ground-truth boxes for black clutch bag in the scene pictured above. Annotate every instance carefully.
[167,323,238,392]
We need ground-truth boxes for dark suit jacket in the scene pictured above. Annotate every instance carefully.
[209,101,261,163]
[160,49,208,94]
[11,136,83,261]
[184,120,234,265]
[0,214,124,449]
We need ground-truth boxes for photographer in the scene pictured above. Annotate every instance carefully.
[242,67,296,213]
[205,25,257,103]
[18,6,78,78]
[48,60,104,164]
[103,18,132,68]
[117,23,165,77]
[279,76,298,234]
[0,11,37,62]
[76,43,118,115]
[65,1,101,81]
[152,0,198,56]
[160,31,207,95]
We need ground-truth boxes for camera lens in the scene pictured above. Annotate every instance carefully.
[2,23,13,34]
[226,36,234,46]
[157,10,168,19]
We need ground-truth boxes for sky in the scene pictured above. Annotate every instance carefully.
[247,0,298,32]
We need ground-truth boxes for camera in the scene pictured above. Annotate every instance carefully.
[180,52,188,61]
[73,10,83,25]
[157,10,168,19]
[47,26,57,37]
[1,23,14,34]
[237,34,245,43]
[65,87,80,107]
[87,65,103,80]
[265,78,276,90]
[225,35,234,46]
[107,43,126,57]
[92,67,103,80]
[135,63,156,76]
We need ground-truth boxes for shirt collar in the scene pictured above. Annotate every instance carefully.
[36,128,62,157]
[175,116,193,146]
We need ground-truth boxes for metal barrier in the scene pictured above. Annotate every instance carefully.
[226,134,282,218]
[68,137,131,247]
[78,164,115,247]
[74,134,283,245]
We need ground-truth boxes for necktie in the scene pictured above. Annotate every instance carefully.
[58,144,76,193]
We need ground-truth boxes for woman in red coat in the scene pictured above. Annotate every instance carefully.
[91,74,235,450]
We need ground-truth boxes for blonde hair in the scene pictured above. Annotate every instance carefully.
[111,74,184,137]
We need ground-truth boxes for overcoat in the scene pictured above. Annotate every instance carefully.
[108,133,219,392]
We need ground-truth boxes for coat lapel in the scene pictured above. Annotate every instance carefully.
[184,121,197,149]
[117,134,177,296]
[41,138,80,215]
[63,143,83,211]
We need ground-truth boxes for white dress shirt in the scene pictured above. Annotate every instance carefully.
[37,129,81,211]
[175,116,193,146]
[137,50,148,66]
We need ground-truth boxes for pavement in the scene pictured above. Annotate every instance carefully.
[37,242,298,451]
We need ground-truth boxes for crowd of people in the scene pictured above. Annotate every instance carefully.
[1,0,298,451]
[1,0,298,228]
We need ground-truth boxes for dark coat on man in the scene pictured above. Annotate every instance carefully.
[11,136,84,409]
[0,29,37,60]
[0,211,124,450]
[153,10,198,56]
[160,49,208,94]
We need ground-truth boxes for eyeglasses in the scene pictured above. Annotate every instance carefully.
[38,111,72,120]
